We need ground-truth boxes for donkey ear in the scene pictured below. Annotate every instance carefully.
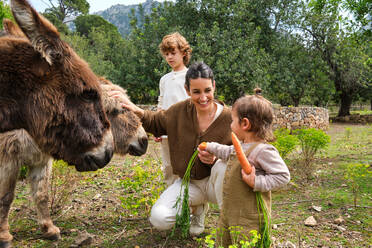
[10,0,63,65]
[2,18,25,37]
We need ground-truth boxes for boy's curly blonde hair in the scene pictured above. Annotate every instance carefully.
[159,32,192,65]
[232,88,275,142]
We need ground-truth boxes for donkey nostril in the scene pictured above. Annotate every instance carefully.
[105,149,113,164]
[141,137,148,150]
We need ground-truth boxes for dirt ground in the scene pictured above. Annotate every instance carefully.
[7,123,372,247]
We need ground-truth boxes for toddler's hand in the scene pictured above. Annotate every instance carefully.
[154,137,162,142]
[241,166,255,188]
[198,149,216,165]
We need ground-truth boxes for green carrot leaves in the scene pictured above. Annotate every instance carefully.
[171,149,199,238]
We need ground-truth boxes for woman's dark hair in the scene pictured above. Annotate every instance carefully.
[185,61,214,90]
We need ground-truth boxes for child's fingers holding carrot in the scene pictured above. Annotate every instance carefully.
[241,166,255,188]
[198,147,216,165]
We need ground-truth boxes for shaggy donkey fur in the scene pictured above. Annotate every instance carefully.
[0,8,149,247]
[0,0,115,172]
[0,79,148,247]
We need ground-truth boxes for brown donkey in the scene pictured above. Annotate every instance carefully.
[0,78,148,247]
[0,0,115,172]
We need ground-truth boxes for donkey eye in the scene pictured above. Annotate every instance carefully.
[81,90,98,102]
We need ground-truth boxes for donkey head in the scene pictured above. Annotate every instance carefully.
[0,0,114,171]
[99,78,148,156]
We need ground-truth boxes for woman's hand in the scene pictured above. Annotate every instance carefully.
[197,148,216,165]
[241,166,255,188]
[107,89,144,118]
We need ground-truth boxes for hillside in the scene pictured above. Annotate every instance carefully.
[95,0,160,37]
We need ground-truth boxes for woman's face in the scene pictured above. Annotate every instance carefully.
[186,78,215,113]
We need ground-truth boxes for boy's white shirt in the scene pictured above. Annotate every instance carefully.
[157,67,189,110]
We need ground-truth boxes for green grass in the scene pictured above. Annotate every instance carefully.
[351,110,372,115]
[6,123,372,247]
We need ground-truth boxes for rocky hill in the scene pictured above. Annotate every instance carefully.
[95,0,160,37]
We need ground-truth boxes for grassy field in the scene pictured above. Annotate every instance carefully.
[9,123,372,247]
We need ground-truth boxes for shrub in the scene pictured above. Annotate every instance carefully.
[271,128,298,159]
[293,128,330,179]
[197,227,260,248]
[344,163,371,207]
[49,160,81,215]
[344,127,352,140]
[119,158,164,217]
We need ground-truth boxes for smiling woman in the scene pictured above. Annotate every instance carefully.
[108,61,232,236]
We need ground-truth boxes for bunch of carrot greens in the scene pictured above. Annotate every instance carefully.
[171,148,199,238]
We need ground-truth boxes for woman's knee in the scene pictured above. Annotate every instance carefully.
[149,204,175,230]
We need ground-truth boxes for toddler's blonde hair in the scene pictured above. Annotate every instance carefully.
[232,88,275,142]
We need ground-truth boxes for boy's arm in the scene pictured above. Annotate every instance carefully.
[204,142,234,161]
[253,146,290,192]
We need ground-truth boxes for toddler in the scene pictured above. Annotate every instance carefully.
[201,89,290,246]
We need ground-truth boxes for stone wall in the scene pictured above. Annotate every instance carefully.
[273,106,329,130]
[330,114,372,124]
[138,105,330,130]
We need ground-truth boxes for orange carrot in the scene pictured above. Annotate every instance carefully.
[231,132,252,174]
[198,142,207,150]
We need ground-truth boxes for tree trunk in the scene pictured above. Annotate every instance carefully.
[338,91,352,117]
[293,98,300,107]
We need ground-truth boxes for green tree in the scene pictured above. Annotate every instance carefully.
[306,64,335,107]
[268,34,313,106]
[123,3,173,103]
[63,22,128,85]
[44,0,89,23]
[125,0,277,103]
[63,31,116,78]
[342,0,371,34]
[43,0,90,34]
[74,14,120,37]
[43,11,70,34]
[300,0,370,116]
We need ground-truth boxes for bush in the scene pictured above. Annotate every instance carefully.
[119,158,164,217]
[344,127,352,140]
[197,227,260,248]
[294,128,330,179]
[344,163,371,207]
[271,128,298,159]
[49,160,81,215]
